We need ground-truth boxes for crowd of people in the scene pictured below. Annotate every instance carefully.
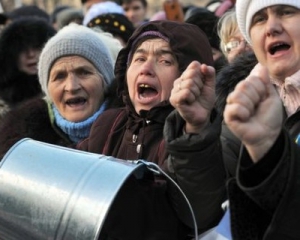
[0,0,299,239]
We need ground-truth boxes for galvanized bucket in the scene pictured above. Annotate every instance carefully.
[0,138,198,240]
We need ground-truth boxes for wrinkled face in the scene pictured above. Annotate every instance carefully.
[18,48,41,75]
[126,38,180,114]
[122,0,147,27]
[48,56,104,122]
[250,5,300,80]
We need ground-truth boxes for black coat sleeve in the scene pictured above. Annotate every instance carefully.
[229,130,300,240]
[164,109,227,233]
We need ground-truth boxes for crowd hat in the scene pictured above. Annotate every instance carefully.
[0,5,49,24]
[236,0,300,43]
[38,23,114,99]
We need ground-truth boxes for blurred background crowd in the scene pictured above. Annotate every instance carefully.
[0,0,211,17]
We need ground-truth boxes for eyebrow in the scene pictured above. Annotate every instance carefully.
[50,64,95,76]
[134,48,174,57]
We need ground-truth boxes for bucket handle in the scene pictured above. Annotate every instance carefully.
[134,160,198,239]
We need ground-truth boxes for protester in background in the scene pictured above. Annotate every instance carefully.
[120,0,148,28]
[0,17,56,121]
[0,24,119,159]
[87,13,134,46]
[50,5,71,30]
[224,0,300,239]
[81,0,114,15]
[82,1,124,26]
[217,8,252,63]
[55,7,84,30]
[77,20,226,240]
[185,7,227,74]
[0,5,50,26]
[216,51,258,177]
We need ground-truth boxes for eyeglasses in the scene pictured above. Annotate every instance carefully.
[225,40,248,53]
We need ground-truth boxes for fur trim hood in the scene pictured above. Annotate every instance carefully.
[216,51,258,115]
[0,17,56,87]
[0,17,56,106]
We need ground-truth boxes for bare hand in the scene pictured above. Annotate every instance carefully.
[170,61,216,133]
[224,63,283,162]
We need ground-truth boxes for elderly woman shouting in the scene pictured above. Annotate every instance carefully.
[0,24,117,159]
[222,0,300,239]
[77,20,226,240]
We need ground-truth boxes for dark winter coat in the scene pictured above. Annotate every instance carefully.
[216,52,258,177]
[216,51,300,239]
[0,17,56,118]
[77,20,226,240]
[0,98,71,159]
[228,113,300,240]
[0,76,123,160]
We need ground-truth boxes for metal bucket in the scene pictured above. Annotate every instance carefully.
[0,138,149,240]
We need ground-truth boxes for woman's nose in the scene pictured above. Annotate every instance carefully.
[26,48,40,58]
[65,75,81,92]
[139,60,155,77]
[265,15,282,37]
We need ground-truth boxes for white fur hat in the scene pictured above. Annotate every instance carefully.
[83,1,124,26]
[236,0,300,43]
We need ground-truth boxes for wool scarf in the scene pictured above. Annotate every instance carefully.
[52,101,107,143]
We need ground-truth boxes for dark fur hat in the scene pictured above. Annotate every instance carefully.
[216,51,258,115]
[0,17,56,105]
[0,5,50,24]
[0,17,56,86]
[185,7,220,51]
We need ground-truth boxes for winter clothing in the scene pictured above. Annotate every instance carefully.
[38,23,114,99]
[216,52,257,177]
[0,22,118,159]
[228,123,300,240]
[220,1,300,240]
[0,98,71,159]
[0,5,50,24]
[0,17,56,119]
[83,1,124,26]
[217,52,300,239]
[77,20,226,240]
[236,0,300,43]
[55,8,84,30]
[90,28,123,63]
[185,7,220,52]
[87,13,135,44]
[52,101,107,143]
[271,70,300,117]
[216,51,258,115]
[50,5,71,25]
[185,7,228,74]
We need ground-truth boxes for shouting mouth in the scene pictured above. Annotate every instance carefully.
[138,83,158,99]
[65,97,87,107]
[268,42,290,55]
